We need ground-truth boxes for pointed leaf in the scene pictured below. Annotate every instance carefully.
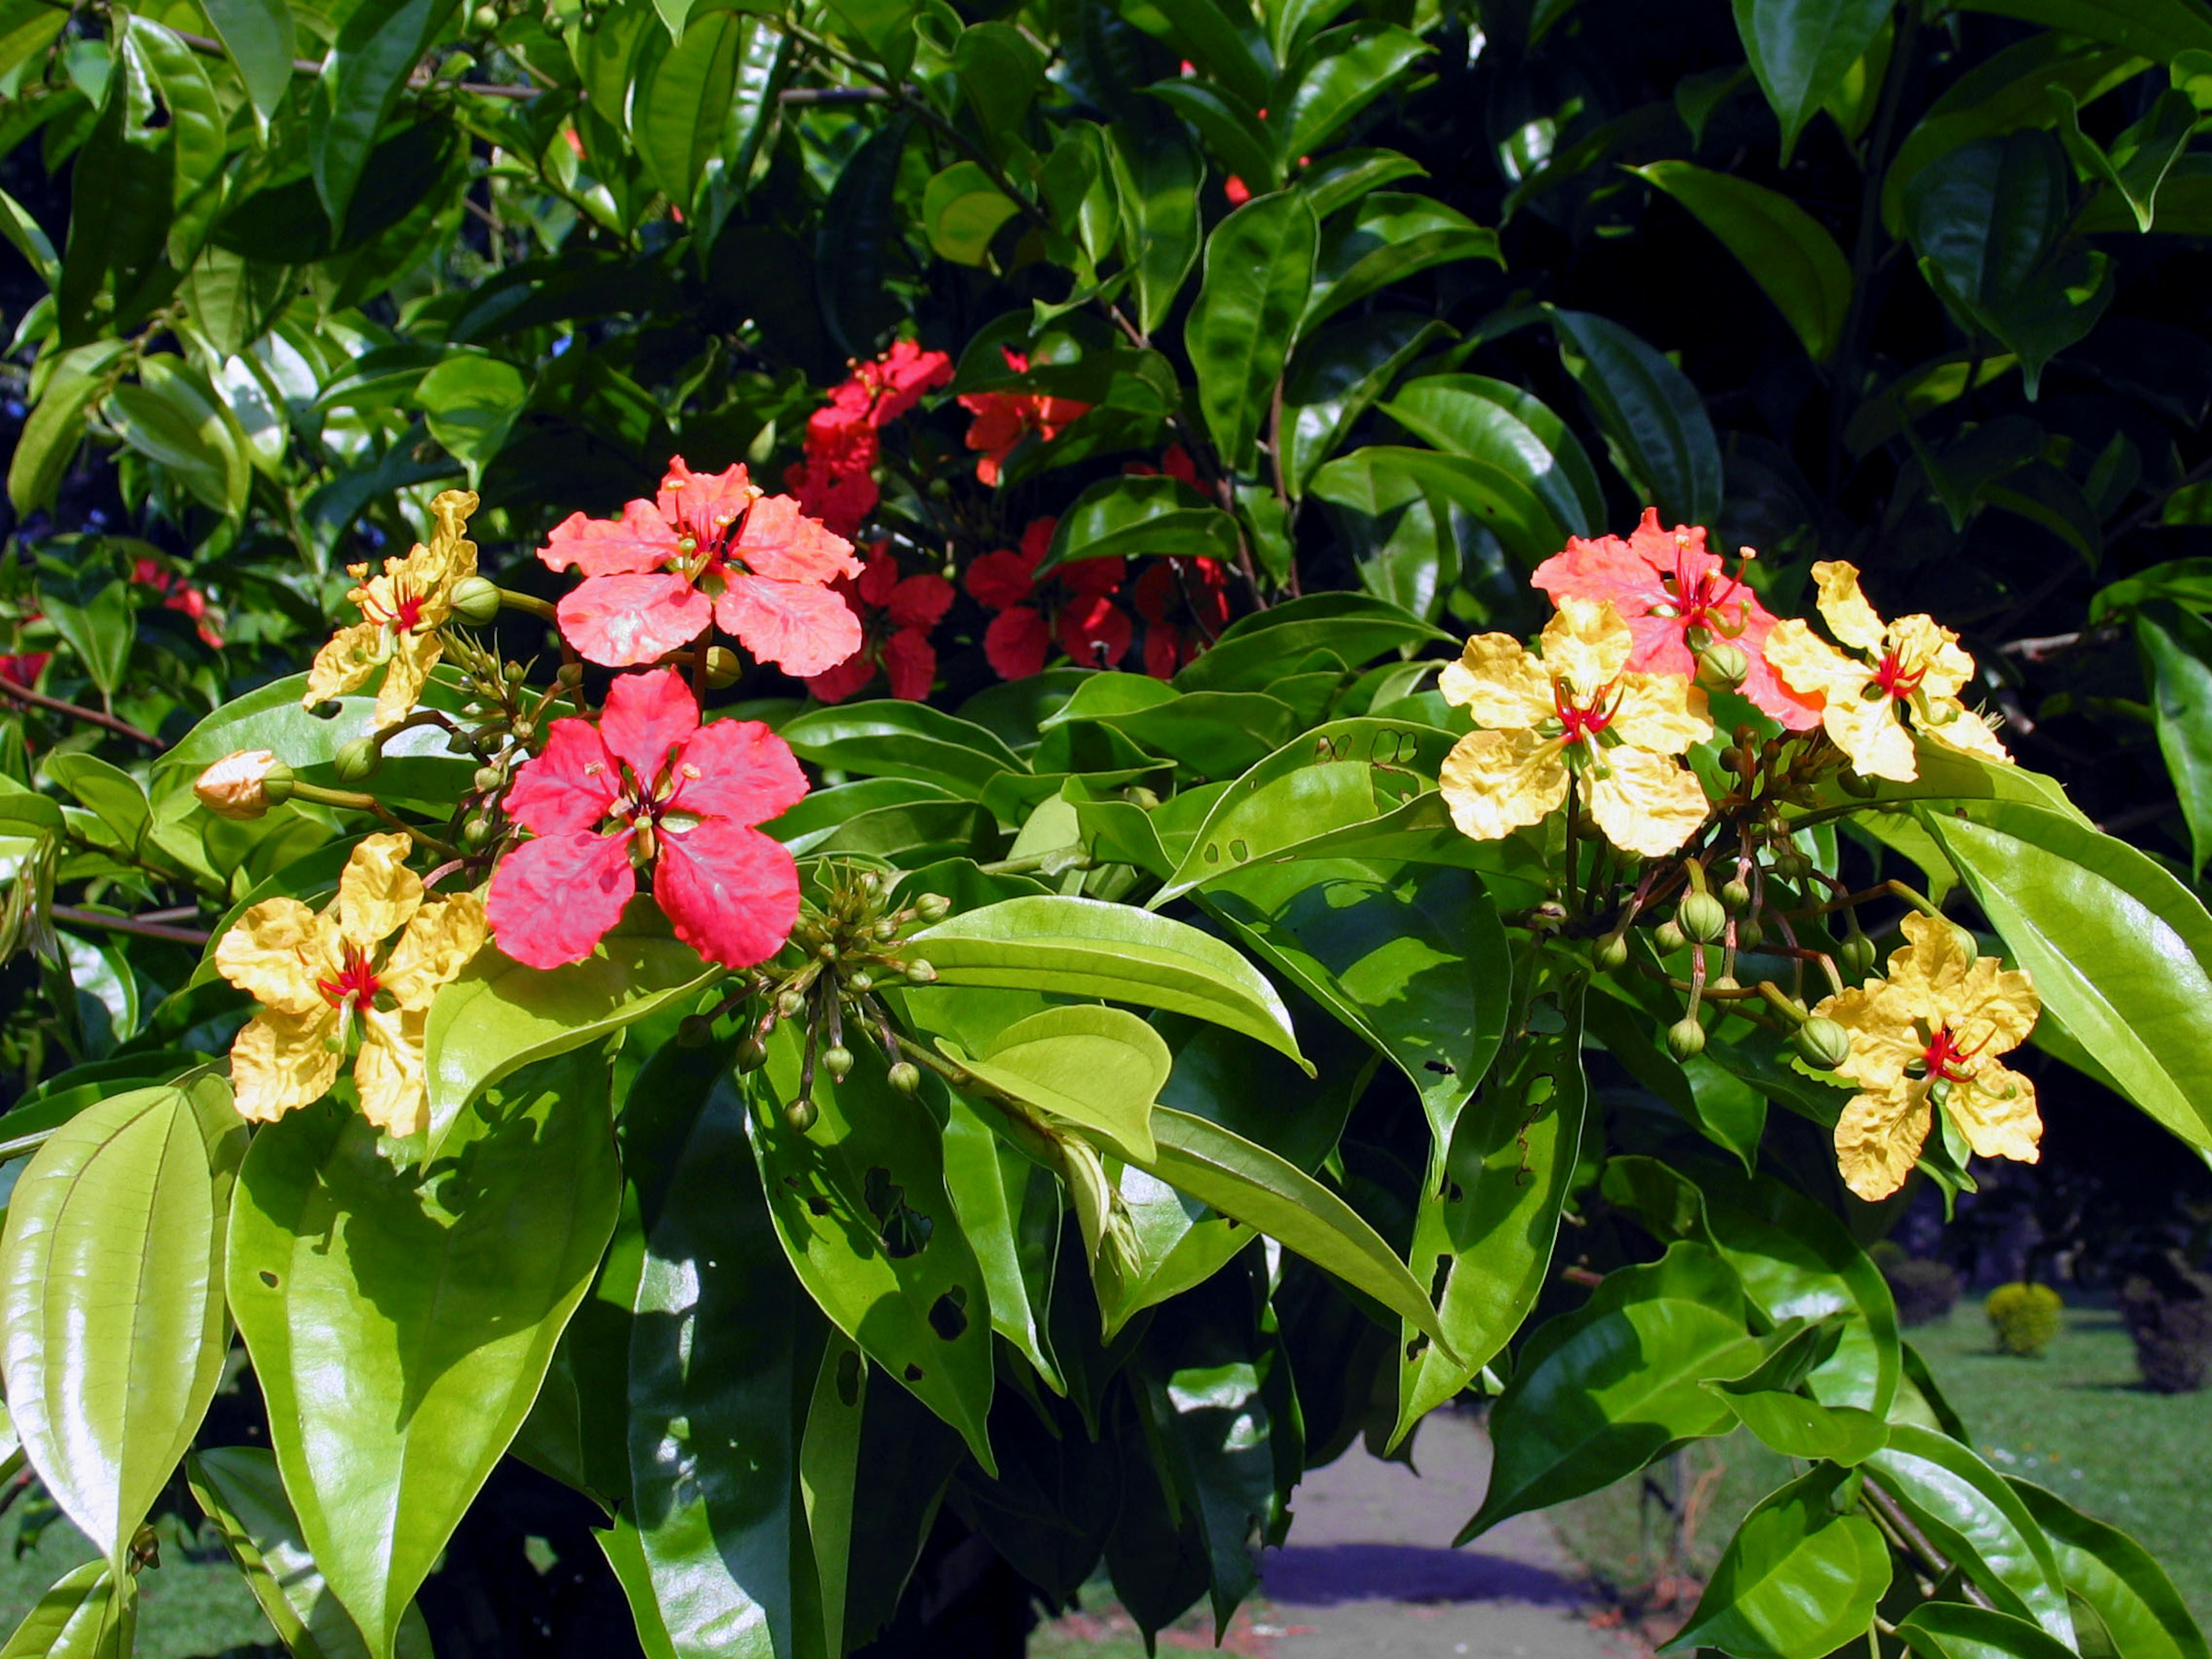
[1630,161,1854,359]
[942,1004,1168,1163]
[1869,1425,2074,1642]
[1666,1464,1892,1659]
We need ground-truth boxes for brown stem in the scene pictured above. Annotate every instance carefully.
[0,679,163,748]
[49,905,209,945]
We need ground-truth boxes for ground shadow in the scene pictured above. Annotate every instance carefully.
[1259,1543,1590,1607]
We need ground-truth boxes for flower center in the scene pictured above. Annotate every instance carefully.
[316,946,381,1009]
[1662,541,1746,635]
[1917,1023,1980,1085]
[364,581,429,635]
[1554,678,1615,742]
[1874,649,1926,700]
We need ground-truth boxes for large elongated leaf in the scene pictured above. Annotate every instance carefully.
[1667,1464,1891,1659]
[1922,801,2212,1152]
[228,1050,620,1659]
[1458,1242,1757,1539]
[1897,1603,2079,1659]
[1730,0,1896,163]
[942,1004,1169,1162]
[1629,162,1853,360]
[779,702,1025,800]
[1869,1425,2074,1642]
[158,669,479,808]
[0,1560,132,1659]
[1304,193,1500,331]
[1185,192,1317,473]
[1382,372,1605,537]
[201,0,298,127]
[1550,308,1724,528]
[939,1093,1062,1388]
[310,0,460,232]
[2137,601,2212,875]
[0,1077,241,1573]
[2009,1478,2210,1659]
[1284,313,1450,494]
[1042,475,1243,570]
[1951,0,2212,62]
[1105,120,1203,339]
[907,895,1306,1067]
[635,9,750,213]
[1171,592,1450,694]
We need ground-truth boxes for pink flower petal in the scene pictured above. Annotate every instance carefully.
[885,571,955,630]
[558,574,714,666]
[539,501,679,577]
[672,717,809,826]
[984,605,1050,680]
[657,456,756,544]
[653,819,800,969]
[734,494,863,586]
[486,831,637,968]
[505,717,619,837]
[714,574,863,679]
[883,627,937,700]
[805,650,880,704]
[600,666,700,783]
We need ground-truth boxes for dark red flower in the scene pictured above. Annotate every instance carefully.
[0,645,47,688]
[956,350,1091,487]
[1134,557,1230,680]
[854,338,953,426]
[1124,445,1200,487]
[783,342,952,539]
[541,457,863,677]
[132,556,223,647]
[965,517,1130,679]
[806,545,956,703]
[486,667,808,971]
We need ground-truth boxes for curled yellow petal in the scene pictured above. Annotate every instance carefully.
[1945,1061,2041,1167]
[305,620,385,709]
[1914,696,2012,766]
[216,898,331,1016]
[1812,979,1922,1095]
[1819,678,1918,783]
[354,1006,429,1137]
[1608,671,1713,757]
[1440,727,1566,841]
[1812,561,1888,654]
[230,1006,342,1123]
[380,891,488,1011]
[371,631,441,732]
[1440,634,1554,729]
[1540,596,1632,702]
[1834,1085,1930,1202]
[334,832,423,953]
[1586,747,1709,857]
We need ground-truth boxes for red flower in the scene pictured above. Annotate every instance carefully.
[0,645,47,688]
[783,342,952,539]
[132,556,222,647]
[486,667,807,971]
[541,456,864,678]
[1224,176,1251,206]
[1134,557,1230,680]
[1531,509,1820,730]
[1124,445,1200,487]
[806,545,955,703]
[956,350,1091,487]
[854,338,953,425]
[965,517,1130,679]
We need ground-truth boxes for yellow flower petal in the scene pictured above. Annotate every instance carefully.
[1885,912,1975,1007]
[334,833,423,953]
[1764,619,1859,702]
[1541,596,1632,702]
[230,1007,342,1122]
[355,1006,429,1137]
[1608,671,1713,757]
[1891,615,1974,702]
[1587,747,1709,857]
[1441,728,1566,841]
[1948,952,2039,1059]
[1945,1060,2041,1167]
[216,898,332,1016]
[380,891,488,1011]
[305,619,384,709]
[1812,561,1888,654]
[1834,1084,1931,1202]
[1914,696,2012,766]
[1820,680,1918,783]
[1440,634,1555,730]
[371,630,441,731]
[1813,980,1923,1095]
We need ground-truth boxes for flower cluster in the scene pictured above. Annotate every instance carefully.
[785,339,954,538]
[956,350,1092,487]
[806,545,955,703]
[307,489,482,730]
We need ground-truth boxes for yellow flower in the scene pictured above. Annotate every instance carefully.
[1812,912,2041,1201]
[215,833,486,1137]
[1764,560,2009,783]
[305,490,480,730]
[1438,596,1714,858]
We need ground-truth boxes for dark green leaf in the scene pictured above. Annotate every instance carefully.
[1274,24,1429,163]
[7,343,123,514]
[779,700,1025,800]
[1185,192,1317,473]
[1171,592,1449,694]
[1283,313,1449,494]
[1550,307,1724,527]
[1951,0,2212,62]
[1041,475,1244,569]
[2137,601,2212,874]
[1104,120,1203,339]
[200,0,298,127]
[1730,0,1897,163]
[1305,192,1501,332]
[310,0,460,233]
[1630,161,1854,359]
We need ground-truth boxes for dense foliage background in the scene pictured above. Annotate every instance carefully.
[9,0,2212,1654]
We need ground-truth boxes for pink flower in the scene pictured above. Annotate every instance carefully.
[956,350,1091,487]
[486,667,808,970]
[541,457,864,678]
[1133,557,1229,679]
[1531,509,1820,730]
[806,546,956,703]
[965,517,1129,679]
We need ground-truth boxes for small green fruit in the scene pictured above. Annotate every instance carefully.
[470,5,499,31]
[473,764,505,794]
[1594,932,1630,971]
[1838,933,1877,979]
[1720,878,1752,913]
[1696,639,1749,688]
[914,893,951,923]
[902,959,937,984]
[821,1044,854,1082]
[1677,891,1728,944]
[1665,1017,1707,1060]
[785,1097,819,1131]
[734,1036,769,1072]
[1735,918,1764,952]
[460,815,494,850]
[1654,919,1687,953]
[1795,1017,1852,1071]
[775,988,806,1019]
[887,1062,922,1096]
[332,736,381,783]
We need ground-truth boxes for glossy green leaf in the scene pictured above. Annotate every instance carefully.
[158,670,477,810]
[1922,801,2212,1152]
[1042,676,1297,779]
[1665,1464,1891,1659]
[1716,1386,1889,1465]
[1898,1603,2080,1659]
[799,1331,866,1659]
[1869,1424,2074,1641]
[1283,313,1449,494]
[2137,601,2212,874]
[1146,79,1278,193]
[123,18,226,264]
[310,0,460,232]
[1041,476,1244,571]
[1458,1242,1756,1540]
[1384,372,1605,536]
[938,1093,1062,1388]
[8,342,124,514]
[952,20,1044,137]
[1305,192,1501,331]
[1630,162,1853,360]
[423,896,719,1148]
[0,1560,132,1659]
[1395,968,1586,1441]
[779,701,1024,800]
[106,377,238,516]
[413,352,527,486]
[1172,592,1449,694]
[1550,307,1724,528]
[635,9,749,211]
[1275,24,1430,162]
[907,894,1306,1068]
[2055,85,2195,233]
[1952,0,2212,62]
[1104,120,1203,339]
[1139,1105,1450,1352]
[0,1076,241,1573]
[922,161,1019,267]
[1730,0,1896,163]
[1336,445,1578,570]
[1205,857,1508,1146]
[2009,1478,2211,1659]
[1296,146,1429,219]
[745,1029,998,1471]
[200,0,298,127]
[942,1003,1169,1162]
[228,1050,621,1659]
[38,578,131,698]
[188,1447,434,1659]
[1185,192,1317,474]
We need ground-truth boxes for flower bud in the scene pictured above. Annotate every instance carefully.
[1677,891,1728,944]
[702,647,743,690]
[1123,786,1161,810]
[1735,918,1764,953]
[1696,640,1750,690]
[785,1096,819,1131]
[775,988,806,1019]
[1654,919,1687,953]
[558,661,585,688]
[1795,1017,1853,1071]
[473,764,506,794]
[195,750,289,820]
[846,969,874,993]
[1665,1017,1707,1060]
[914,893,950,923]
[448,575,501,626]
[887,1061,922,1096]
[332,736,381,783]
[734,1036,770,1072]
[470,3,499,31]
[1838,932,1878,980]
[675,1014,713,1048]
[1839,768,1880,798]
[1720,878,1752,913]
[461,814,495,850]
[902,958,937,984]
[1594,932,1630,971]
[821,1044,854,1081]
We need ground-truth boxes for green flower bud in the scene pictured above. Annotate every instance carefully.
[1795,1017,1853,1071]
[821,1044,854,1081]
[1735,918,1764,953]
[470,3,499,30]
[902,958,937,984]
[784,1096,818,1131]
[1665,1017,1707,1060]
[1654,919,1687,953]
[675,1014,713,1048]
[846,969,874,993]
[1696,639,1750,689]
[914,893,950,923]
[461,814,495,850]
[1838,932,1878,980]
[1720,878,1752,913]
[1594,932,1630,971]
[1839,768,1880,798]
[702,647,743,689]
[1677,891,1728,944]
[449,575,501,625]
[473,764,505,794]
[775,988,806,1019]
[887,1062,922,1096]
[734,1036,770,1072]
[817,941,839,962]
[558,661,585,688]
[332,736,381,783]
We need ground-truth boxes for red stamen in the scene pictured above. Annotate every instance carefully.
[1874,650,1925,700]
[316,946,381,1007]
[1921,1024,1982,1084]
[1555,680,1614,741]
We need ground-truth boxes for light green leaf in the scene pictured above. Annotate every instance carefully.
[0,1077,241,1573]
[38,578,132,698]
[1715,1387,1889,1465]
[1185,192,1317,474]
[907,893,1306,1069]
[7,342,126,515]
[228,1050,620,1659]
[1870,1424,2074,1641]
[1041,475,1243,569]
[1384,372,1605,536]
[1172,591,1449,694]
[634,8,749,213]
[200,0,298,128]
[1665,1464,1892,1659]
[1274,24,1429,162]
[412,353,527,486]
[0,185,58,289]
[1898,1603,2080,1659]
[942,1004,1169,1162]
[1629,161,1854,360]
[0,1560,132,1659]
[779,701,1025,800]
[2009,1478,2211,1659]
[938,1093,1062,1388]
[922,160,1019,267]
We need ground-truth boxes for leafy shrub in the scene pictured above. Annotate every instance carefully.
[1883,1257,1964,1329]
[2119,1256,2212,1395]
[1988,1282,2065,1357]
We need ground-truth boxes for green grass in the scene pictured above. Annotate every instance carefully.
[0,1503,272,1657]
[1553,1290,2212,1627]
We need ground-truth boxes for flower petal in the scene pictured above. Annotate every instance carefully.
[804,650,880,704]
[371,631,439,730]
[1821,680,1919,783]
[1056,596,1132,669]
[1947,1062,2041,1168]
[658,457,757,543]
[882,627,937,700]
[653,819,801,970]
[734,493,863,585]
[380,892,488,1012]
[1891,614,1974,702]
[985,605,1050,679]
[714,574,864,679]
[1834,1086,1931,1201]
[216,897,329,1015]
[558,574,714,667]
[230,1007,342,1123]
[1811,979,1924,1095]
[305,620,384,707]
[1763,619,1858,702]
[1915,696,2012,766]
[539,501,679,577]
[334,833,423,953]
[1953,953,2040,1059]
[965,546,1040,611]
[885,571,955,630]
[1608,671,1713,756]
[1531,530,1668,618]
[600,666,701,784]
[486,831,637,968]
[506,717,621,837]
[1812,560,1888,654]
[1588,748,1710,857]
[1440,634,1554,729]
[354,1005,430,1136]
[1540,597,1633,700]
[1440,728,1566,841]
[671,717,809,825]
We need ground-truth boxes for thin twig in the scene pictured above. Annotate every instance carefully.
[0,679,164,748]
[50,905,210,944]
